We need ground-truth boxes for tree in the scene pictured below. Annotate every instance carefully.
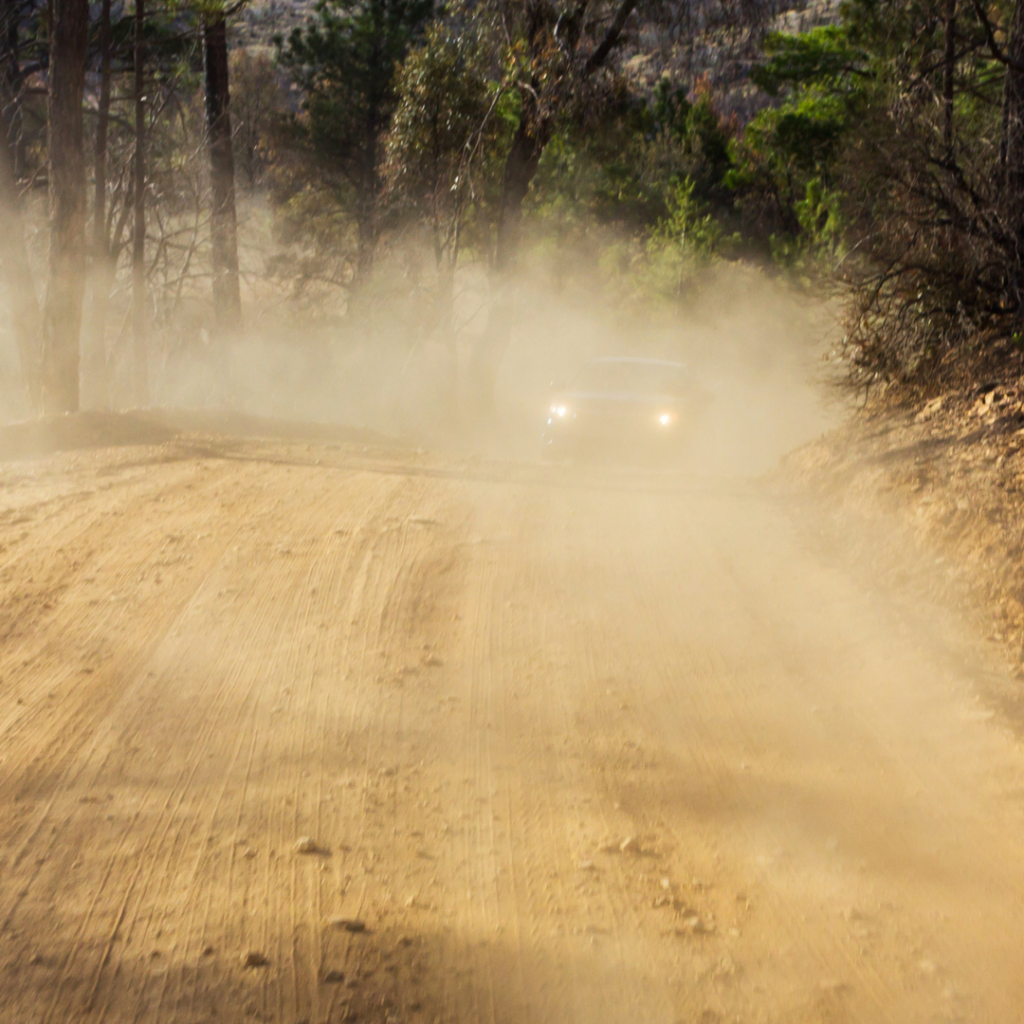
[460,0,802,411]
[0,118,40,411]
[0,0,41,409]
[491,0,640,275]
[731,25,866,267]
[277,0,434,287]
[469,0,642,412]
[132,0,147,406]
[385,24,504,337]
[230,48,284,189]
[82,0,113,408]
[998,1,1024,250]
[745,0,1024,387]
[204,0,241,331]
[83,0,213,408]
[41,0,89,414]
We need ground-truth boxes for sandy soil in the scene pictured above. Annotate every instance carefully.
[2,414,1024,1024]
[783,380,1024,686]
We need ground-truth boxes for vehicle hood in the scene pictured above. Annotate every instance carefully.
[555,390,686,406]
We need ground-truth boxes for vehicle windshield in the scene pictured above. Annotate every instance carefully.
[571,360,688,396]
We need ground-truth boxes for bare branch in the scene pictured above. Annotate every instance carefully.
[583,0,639,76]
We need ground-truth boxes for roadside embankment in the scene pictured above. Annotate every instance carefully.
[780,380,1024,694]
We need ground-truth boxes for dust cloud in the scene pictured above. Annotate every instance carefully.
[1,250,839,476]
[494,263,842,473]
[10,230,1024,1024]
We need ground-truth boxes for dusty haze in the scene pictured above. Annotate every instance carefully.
[5,259,1024,1024]
[3,257,841,476]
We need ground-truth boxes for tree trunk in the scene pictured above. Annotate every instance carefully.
[40,0,89,415]
[493,116,549,273]
[83,0,112,409]
[1,0,26,178]
[467,0,637,417]
[94,0,112,253]
[469,110,548,416]
[1,0,40,410]
[132,0,147,406]
[350,139,380,293]
[434,254,458,424]
[355,199,376,287]
[0,113,41,410]
[1004,1,1024,194]
[204,7,241,331]
[943,0,956,162]
[1003,0,1024,321]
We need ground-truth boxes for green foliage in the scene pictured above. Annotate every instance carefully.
[727,23,870,273]
[624,81,735,214]
[767,0,1024,386]
[741,93,850,179]
[383,19,511,297]
[618,176,735,305]
[750,25,869,98]
[386,24,502,212]
[276,0,434,201]
[766,177,845,276]
[524,21,871,285]
[530,131,613,237]
[658,83,734,204]
[527,78,740,250]
[651,176,735,260]
[251,0,1024,388]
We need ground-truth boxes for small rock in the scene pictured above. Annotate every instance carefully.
[202,945,215,957]
[918,959,939,977]
[322,969,345,983]
[577,860,597,871]
[619,836,641,855]
[915,397,944,422]
[677,915,715,936]
[294,837,324,855]
[240,950,268,968]
[329,917,367,933]
[597,841,619,854]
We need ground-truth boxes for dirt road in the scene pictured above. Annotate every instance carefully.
[2,418,1024,1024]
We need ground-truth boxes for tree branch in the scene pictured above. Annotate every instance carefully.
[583,0,638,77]
[970,0,1024,72]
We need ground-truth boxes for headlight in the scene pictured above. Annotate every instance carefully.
[550,404,569,418]
[657,410,677,427]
